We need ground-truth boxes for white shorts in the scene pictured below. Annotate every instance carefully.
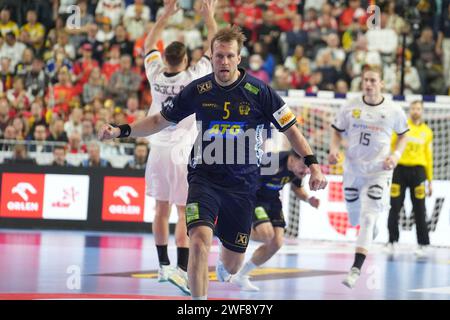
[145,143,190,206]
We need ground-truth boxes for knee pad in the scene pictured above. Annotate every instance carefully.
[390,183,401,198]
[356,211,377,250]
[414,184,426,200]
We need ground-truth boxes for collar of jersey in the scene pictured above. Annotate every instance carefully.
[212,68,247,91]
[362,96,384,107]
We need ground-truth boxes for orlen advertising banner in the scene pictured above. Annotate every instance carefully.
[0,173,89,220]
[102,176,179,223]
[286,175,450,246]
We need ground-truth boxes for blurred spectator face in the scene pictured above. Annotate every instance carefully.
[57,68,71,84]
[26,10,37,24]
[87,23,98,37]
[249,54,263,71]
[0,101,9,122]
[310,71,322,85]
[22,48,34,64]
[13,77,24,91]
[12,117,25,136]
[109,46,121,60]
[71,108,84,123]
[113,110,126,123]
[13,144,28,159]
[52,119,65,135]
[336,80,349,94]
[297,57,311,74]
[34,125,47,141]
[349,0,361,9]
[126,97,139,112]
[87,142,101,162]
[420,28,433,42]
[30,102,43,118]
[294,45,304,58]
[82,120,94,137]
[3,125,16,139]
[89,66,101,82]
[0,9,10,23]
[68,132,82,150]
[327,33,339,48]
[81,44,93,59]
[115,25,127,41]
[31,58,44,73]
[134,144,148,164]
[120,55,132,71]
[84,111,95,123]
[0,57,11,72]
[5,33,16,46]
[53,147,67,165]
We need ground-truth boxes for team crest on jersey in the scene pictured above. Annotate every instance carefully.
[197,81,212,94]
[352,109,362,119]
[238,102,251,115]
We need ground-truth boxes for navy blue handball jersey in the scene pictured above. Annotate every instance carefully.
[160,69,297,192]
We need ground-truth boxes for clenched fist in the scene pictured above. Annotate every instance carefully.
[98,124,120,141]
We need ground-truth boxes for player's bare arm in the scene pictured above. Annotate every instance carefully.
[201,0,218,58]
[144,0,179,53]
[328,130,343,164]
[383,132,408,170]
[292,186,320,208]
[98,113,171,140]
[283,125,327,191]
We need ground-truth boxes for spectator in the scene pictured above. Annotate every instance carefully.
[317,3,339,40]
[28,123,51,153]
[284,44,305,72]
[258,10,282,58]
[280,14,308,60]
[81,119,96,143]
[65,0,95,49]
[338,0,367,33]
[315,50,340,87]
[0,32,26,71]
[45,48,73,84]
[67,130,86,154]
[46,66,77,116]
[27,100,48,139]
[156,0,185,27]
[271,65,293,90]
[247,54,270,84]
[291,57,312,89]
[252,42,276,80]
[107,54,141,106]
[11,116,28,140]
[64,107,84,137]
[335,79,349,94]
[0,124,16,151]
[125,0,151,21]
[80,23,104,63]
[95,0,126,27]
[124,141,149,169]
[125,95,140,123]
[0,57,14,91]
[365,13,398,59]
[6,77,31,111]
[24,58,47,100]
[15,47,34,76]
[53,31,76,60]
[4,143,36,165]
[384,50,421,95]
[73,43,100,92]
[316,33,346,70]
[19,9,46,51]
[48,118,69,143]
[96,16,115,44]
[51,145,71,166]
[0,98,11,132]
[436,2,450,94]
[83,66,106,104]
[80,141,112,167]
[124,2,149,41]
[0,7,19,37]
[110,24,134,56]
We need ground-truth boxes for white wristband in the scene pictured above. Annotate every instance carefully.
[393,150,401,159]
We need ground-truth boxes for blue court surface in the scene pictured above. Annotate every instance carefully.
[0,229,448,300]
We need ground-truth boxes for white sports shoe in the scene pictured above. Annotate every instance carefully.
[215,261,231,282]
[158,265,173,282]
[168,268,191,295]
[414,245,428,259]
[342,267,361,289]
[230,274,260,292]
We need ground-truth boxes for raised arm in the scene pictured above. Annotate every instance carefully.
[283,125,327,191]
[144,0,180,54]
[201,0,218,58]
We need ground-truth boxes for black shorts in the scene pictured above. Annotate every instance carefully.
[185,182,255,253]
[252,197,286,229]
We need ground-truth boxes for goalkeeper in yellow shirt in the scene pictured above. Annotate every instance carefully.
[387,100,433,257]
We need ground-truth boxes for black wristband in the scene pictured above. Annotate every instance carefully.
[304,154,318,167]
[110,123,131,138]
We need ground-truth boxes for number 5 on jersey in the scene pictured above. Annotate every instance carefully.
[360,132,371,146]
[223,102,231,120]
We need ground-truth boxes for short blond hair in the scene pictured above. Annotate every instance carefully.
[211,25,246,54]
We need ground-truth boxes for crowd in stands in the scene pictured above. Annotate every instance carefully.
[0,0,449,167]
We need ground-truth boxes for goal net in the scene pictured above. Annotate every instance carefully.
[276,92,450,246]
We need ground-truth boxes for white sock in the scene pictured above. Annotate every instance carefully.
[238,260,257,276]
[192,295,207,300]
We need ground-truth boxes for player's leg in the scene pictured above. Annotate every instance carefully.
[153,200,172,281]
[343,175,391,289]
[185,182,220,299]
[343,174,362,227]
[409,166,430,257]
[387,166,406,248]
[215,191,254,284]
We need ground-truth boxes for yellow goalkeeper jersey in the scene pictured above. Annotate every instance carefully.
[391,118,433,180]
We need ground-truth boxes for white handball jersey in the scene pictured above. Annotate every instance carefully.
[332,96,409,176]
[144,50,212,145]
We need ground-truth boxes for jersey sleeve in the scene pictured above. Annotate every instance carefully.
[160,83,196,123]
[144,50,164,83]
[291,177,303,188]
[394,106,409,135]
[261,85,297,132]
[331,103,349,132]
[187,56,212,79]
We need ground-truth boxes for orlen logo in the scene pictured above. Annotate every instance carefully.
[0,173,45,219]
[102,177,145,222]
